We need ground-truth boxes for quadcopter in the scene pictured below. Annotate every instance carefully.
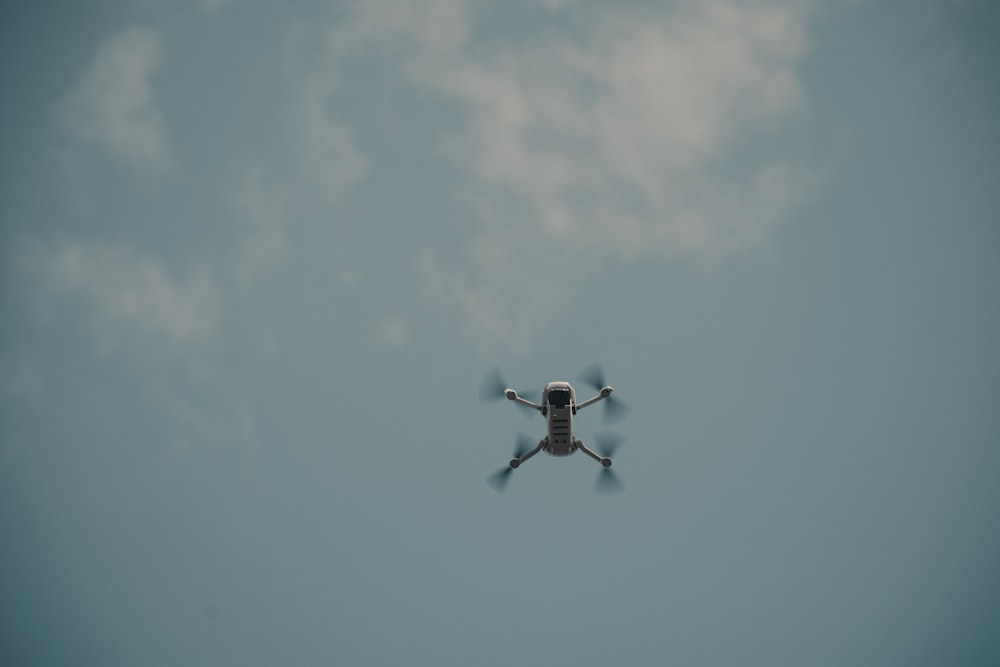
[482,364,630,493]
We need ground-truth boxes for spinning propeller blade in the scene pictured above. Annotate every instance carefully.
[579,363,608,392]
[579,364,630,424]
[594,431,624,458]
[487,433,535,493]
[603,396,631,424]
[596,468,624,493]
[487,467,514,492]
[480,369,539,416]
[594,431,625,492]
[479,368,509,402]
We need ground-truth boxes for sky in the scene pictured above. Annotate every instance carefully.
[1,1,998,665]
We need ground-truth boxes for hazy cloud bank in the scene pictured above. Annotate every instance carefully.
[314,0,815,342]
[59,28,170,168]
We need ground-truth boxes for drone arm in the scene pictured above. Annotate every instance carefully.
[507,390,543,412]
[576,386,613,410]
[514,396,543,412]
[575,438,610,466]
[519,440,545,464]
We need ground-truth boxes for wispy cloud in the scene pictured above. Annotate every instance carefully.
[321,0,815,343]
[59,28,170,168]
[16,238,259,448]
[295,71,371,201]
[374,314,411,348]
[30,241,218,350]
[229,166,293,286]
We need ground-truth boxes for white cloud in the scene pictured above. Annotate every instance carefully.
[229,166,293,286]
[59,28,169,168]
[331,0,472,57]
[540,0,578,11]
[32,241,218,349]
[406,1,810,254]
[375,315,411,348]
[316,0,816,343]
[16,239,257,448]
[295,71,371,200]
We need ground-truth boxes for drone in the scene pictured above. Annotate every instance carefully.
[482,364,630,493]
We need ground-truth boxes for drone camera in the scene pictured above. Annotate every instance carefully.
[547,388,572,408]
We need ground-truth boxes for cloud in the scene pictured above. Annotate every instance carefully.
[59,28,170,168]
[319,0,814,343]
[330,0,472,57]
[294,71,371,201]
[374,315,411,348]
[406,0,810,255]
[541,0,578,10]
[30,241,218,350]
[229,166,293,286]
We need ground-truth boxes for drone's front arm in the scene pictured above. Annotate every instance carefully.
[506,389,542,412]
[576,386,613,410]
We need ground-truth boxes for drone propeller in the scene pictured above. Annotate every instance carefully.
[479,368,510,402]
[578,363,608,391]
[487,433,533,493]
[594,431,624,459]
[593,431,625,493]
[480,368,539,416]
[578,363,631,424]
[603,396,631,424]
[596,467,624,493]
[486,466,514,493]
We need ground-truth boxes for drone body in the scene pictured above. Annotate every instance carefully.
[483,365,629,492]
[538,382,579,456]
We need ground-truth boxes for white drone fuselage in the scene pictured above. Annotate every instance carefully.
[487,368,625,492]
[504,380,614,466]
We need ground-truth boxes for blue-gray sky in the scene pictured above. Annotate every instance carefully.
[2,1,998,665]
